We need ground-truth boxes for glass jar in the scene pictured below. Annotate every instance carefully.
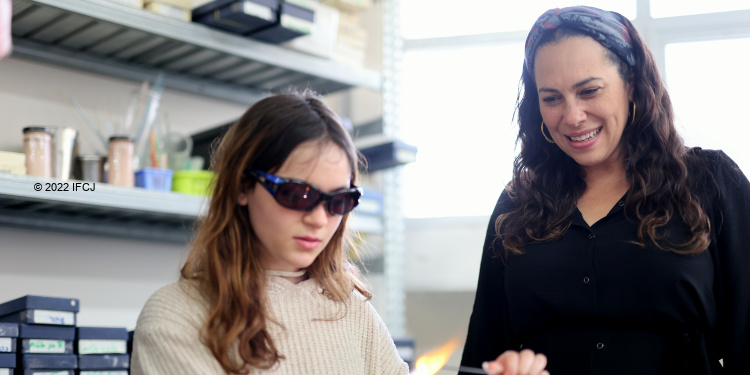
[107,136,134,187]
[23,126,52,177]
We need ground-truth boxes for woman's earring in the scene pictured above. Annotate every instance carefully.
[541,121,555,143]
[630,101,637,125]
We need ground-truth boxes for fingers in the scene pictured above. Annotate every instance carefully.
[481,359,503,374]
[528,353,548,375]
[485,349,548,375]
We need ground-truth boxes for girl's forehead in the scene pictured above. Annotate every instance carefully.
[278,142,352,183]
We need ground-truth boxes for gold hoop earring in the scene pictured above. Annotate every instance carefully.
[541,121,555,143]
[630,101,636,125]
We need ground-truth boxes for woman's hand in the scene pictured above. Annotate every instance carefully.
[482,349,549,375]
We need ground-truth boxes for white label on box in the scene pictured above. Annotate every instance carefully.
[0,337,11,352]
[28,339,66,353]
[78,339,128,354]
[34,309,75,325]
[0,369,9,375]
[80,372,129,375]
[281,15,313,35]
[243,1,274,21]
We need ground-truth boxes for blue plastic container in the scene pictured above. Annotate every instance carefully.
[135,168,174,192]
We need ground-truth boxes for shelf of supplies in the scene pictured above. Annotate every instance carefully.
[10,0,381,104]
[0,173,206,243]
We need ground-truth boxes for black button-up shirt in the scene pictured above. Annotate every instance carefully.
[460,149,750,375]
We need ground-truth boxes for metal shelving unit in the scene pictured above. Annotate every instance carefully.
[10,0,382,104]
[4,0,386,242]
[0,173,205,243]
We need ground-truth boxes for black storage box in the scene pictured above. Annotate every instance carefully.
[249,0,315,44]
[193,0,279,35]
[0,352,15,368]
[0,322,19,353]
[359,140,418,172]
[0,296,79,316]
[76,327,129,355]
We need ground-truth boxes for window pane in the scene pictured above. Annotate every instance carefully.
[401,1,635,39]
[665,38,750,174]
[400,43,524,218]
[651,0,750,18]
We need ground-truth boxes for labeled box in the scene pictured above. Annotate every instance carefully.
[0,323,18,353]
[0,296,80,317]
[19,324,76,341]
[193,0,278,35]
[0,309,76,326]
[76,327,129,355]
[20,338,74,354]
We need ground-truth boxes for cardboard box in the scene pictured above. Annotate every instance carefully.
[283,2,339,58]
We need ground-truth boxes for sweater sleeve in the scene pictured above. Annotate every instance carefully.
[130,282,227,375]
[709,151,750,373]
[360,296,409,375]
[459,190,516,372]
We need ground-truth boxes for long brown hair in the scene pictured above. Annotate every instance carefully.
[180,91,371,373]
[500,16,710,256]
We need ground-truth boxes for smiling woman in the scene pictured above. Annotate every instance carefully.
[460,5,750,375]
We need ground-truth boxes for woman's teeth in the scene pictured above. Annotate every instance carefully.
[569,128,600,142]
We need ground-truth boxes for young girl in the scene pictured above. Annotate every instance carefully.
[130,92,409,374]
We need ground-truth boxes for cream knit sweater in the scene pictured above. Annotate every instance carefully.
[130,277,409,375]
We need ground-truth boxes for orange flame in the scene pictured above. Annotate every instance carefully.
[410,337,461,375]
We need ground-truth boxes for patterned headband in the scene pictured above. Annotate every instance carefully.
[524,6,636,75]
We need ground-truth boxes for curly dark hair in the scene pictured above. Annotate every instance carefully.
[498,16,710,256]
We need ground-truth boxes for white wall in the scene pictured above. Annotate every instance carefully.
[403,216,489,365]
[0,226,184,329]
[404,216,488,292]
[0,56,248,155]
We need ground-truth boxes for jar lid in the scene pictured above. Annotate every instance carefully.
[23,126,52,134]
[109,136,134,142]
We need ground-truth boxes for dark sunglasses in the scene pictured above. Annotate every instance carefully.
[247,169,362,216]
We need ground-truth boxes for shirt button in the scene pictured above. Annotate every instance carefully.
[588,233,595,240]
[583,277,590,284]
[596,343,605,350]
[618,201,625,207]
